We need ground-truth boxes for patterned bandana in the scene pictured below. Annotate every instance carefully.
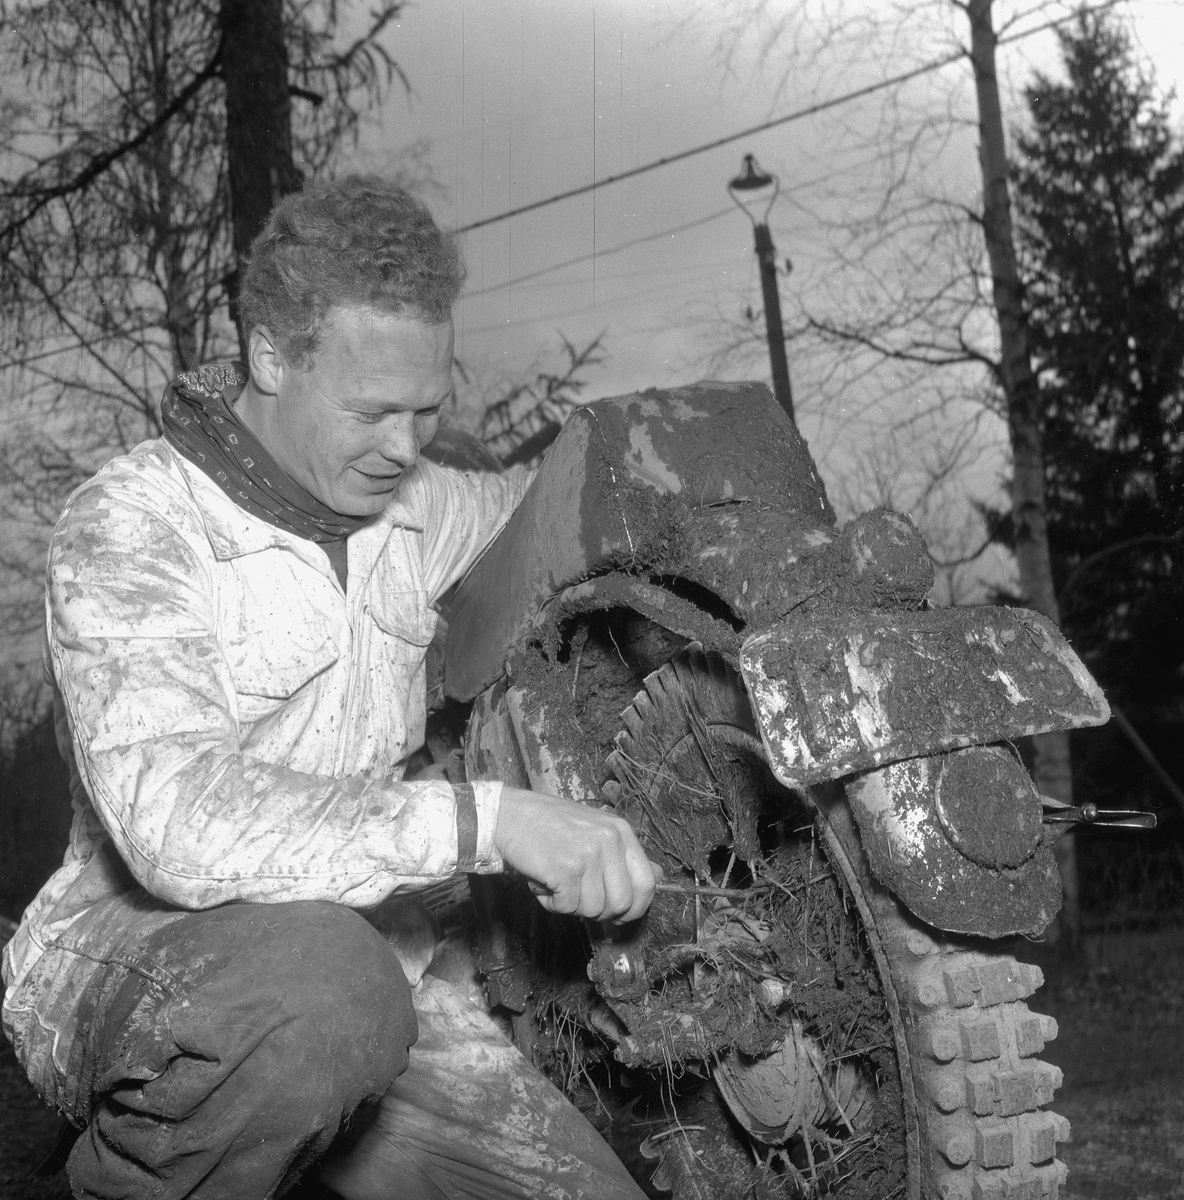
[160,363,369,544]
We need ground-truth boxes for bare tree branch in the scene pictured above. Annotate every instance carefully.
[0,47,223,247]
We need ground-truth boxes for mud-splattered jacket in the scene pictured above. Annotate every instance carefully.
[2,432,529,1038]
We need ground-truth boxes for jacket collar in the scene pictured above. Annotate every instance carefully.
[164,442,425,565]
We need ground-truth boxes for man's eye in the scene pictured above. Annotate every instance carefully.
[417,405,442,419]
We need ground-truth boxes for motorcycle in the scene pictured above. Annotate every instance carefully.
[432,382,1118,1200]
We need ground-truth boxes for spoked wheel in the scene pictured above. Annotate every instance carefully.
[581,647,1070,1200]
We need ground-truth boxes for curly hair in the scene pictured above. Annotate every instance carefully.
[239,176,465,365]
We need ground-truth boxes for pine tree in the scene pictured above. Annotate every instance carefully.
[1011,9,1184,880]
[1012,10,1184,729]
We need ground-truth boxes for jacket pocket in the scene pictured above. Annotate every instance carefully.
[369,589,438,648]
[223,622,340,700]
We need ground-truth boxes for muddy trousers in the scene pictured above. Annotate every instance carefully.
[22,901,642,1200]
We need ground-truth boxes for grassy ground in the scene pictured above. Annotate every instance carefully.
[3,927,1182,1199]
[1025,926,1184,1200]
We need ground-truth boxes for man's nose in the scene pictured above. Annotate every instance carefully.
[378,413,419,466]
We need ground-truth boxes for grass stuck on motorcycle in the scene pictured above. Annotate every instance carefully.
[421,381,1113,1200]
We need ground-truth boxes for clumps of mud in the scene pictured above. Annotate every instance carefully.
[499,598,910,1197]
[758,507,933,620]
[507,606,671,792]
[523,820,908,1198]
[660,503,933,635]
[504,638,906,1196]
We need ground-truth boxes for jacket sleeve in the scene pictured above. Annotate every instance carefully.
[46,479,499,912]
[413,460,535,603]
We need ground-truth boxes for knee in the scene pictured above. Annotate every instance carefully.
[250,902,417,1091]
[66,903,419,1198]
[171,901,417,1105]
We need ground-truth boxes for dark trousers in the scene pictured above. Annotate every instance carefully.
[63,901,414,1199]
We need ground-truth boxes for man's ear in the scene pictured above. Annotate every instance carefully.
[248,326,283,396]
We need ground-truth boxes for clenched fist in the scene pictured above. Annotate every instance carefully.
[493,787,662,923]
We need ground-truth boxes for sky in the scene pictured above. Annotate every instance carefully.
[341,0,1184,597]
[348,0,1184,399]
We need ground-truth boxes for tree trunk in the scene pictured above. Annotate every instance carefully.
[147,0,198,377]
[220,0,302,358]
[965,0,1079,939]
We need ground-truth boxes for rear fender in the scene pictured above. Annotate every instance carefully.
[741,606,1108,787]
[740,606,1108,938]
[530,574,743,661]
[444,381,832,702]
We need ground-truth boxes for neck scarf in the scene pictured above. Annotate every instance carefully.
[160,363,369,545]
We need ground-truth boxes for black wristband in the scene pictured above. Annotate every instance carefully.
[454,783,478,872]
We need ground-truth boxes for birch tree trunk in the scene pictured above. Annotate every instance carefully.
[965,0,1079,937]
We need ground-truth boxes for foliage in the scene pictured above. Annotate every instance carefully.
[0,705,71,921]
[0,0,409,644]
[1003,9,1184,916]
[477,334,607,467]
[1011,9,1184,721]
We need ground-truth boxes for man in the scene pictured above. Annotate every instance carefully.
[2,177,658,1199]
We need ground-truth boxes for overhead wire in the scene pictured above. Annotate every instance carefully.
[461,267,742,336]
[460,206,736,300]
[450,0,1124,237]
[473,255,743,297]
[457,131,929,308]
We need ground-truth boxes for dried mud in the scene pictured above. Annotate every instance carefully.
[503,638,908,1197]
[680,506,932,633]
[522,820,909,1199]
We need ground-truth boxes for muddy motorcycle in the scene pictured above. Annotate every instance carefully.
[435,383,1113,1200]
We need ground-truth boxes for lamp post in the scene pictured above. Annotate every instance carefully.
[728,153,794,426]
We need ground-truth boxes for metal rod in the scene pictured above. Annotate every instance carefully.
[655,881,771,899]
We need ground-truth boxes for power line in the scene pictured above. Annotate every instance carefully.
[460,139,896,302]
[450,1,1122,238]
[470,254,741,302]
[460,206,735,301]
[461,272,728,336]
[451,53,962,236]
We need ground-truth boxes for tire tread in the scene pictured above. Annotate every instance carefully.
[895,933,1069,1199]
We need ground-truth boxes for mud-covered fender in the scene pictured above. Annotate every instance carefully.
[844,748,1061,938]
[444,381,832,702]
[740,605,1109,938]
[740,606,1109,786]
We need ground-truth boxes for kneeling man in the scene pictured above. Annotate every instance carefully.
[2,176,658,1200]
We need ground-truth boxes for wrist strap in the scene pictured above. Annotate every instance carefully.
[454,783,478,872]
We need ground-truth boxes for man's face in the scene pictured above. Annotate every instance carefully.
[250,306,454,518]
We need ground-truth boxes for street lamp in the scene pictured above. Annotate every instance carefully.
[728,153,794,425]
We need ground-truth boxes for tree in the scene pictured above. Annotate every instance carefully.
[476,334,607,467]
[963,0,1083,931]
[703,0,1122,935]
[0,0,409,656]
[222,0,303,348]
[1012,9,1184,710]
[1010,10,1184,915]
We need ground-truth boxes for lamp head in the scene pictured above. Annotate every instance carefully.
[729,154,775,191]
[727,153,779,224]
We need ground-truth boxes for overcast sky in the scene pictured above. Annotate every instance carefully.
[344,0,1184,595]
[350,0,1184,412]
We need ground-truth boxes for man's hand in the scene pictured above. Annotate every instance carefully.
[494,787,662,923]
